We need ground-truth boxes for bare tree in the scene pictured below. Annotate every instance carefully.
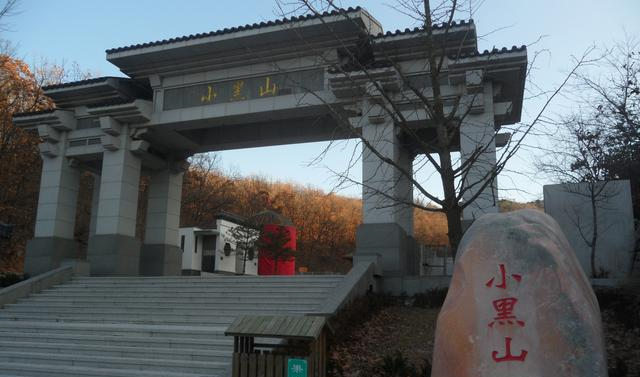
[33,59,93,88]
[578,39,639,215]
[275,0,588,254]
[225,218,260,274]
[538,115,620,277]
[539,37,639,276]
[0,0,18,32]
[181,153,236,227]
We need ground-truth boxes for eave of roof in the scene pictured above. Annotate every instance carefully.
[372,19,475,40]
[106,6,369,55]
[43,76,126,91]
[106,7,383,78]
[13,108,56,119]
[85,98,137,109]
[449,45,527,60]
[39,77,152,109]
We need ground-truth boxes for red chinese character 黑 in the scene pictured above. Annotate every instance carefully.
[488,297,525,327]
[492,337,528,363]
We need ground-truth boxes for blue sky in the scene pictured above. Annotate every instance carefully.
[7,0,640,202]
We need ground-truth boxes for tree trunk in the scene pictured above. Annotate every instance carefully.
[242,253,247,275]
[439,150,463,257]
[445,206,463,258]
[589,188,599,278]
[423,0,464,256]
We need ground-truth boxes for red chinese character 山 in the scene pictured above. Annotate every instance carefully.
[492,337,528,363]
[486,263,528,363]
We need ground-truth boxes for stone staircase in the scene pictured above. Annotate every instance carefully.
[0,274,344,377]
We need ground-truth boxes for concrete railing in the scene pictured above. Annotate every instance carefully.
[0,265,73,308]
[313,261,376,316]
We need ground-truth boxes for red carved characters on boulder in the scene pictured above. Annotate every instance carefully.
[485,263,521,289]
[492,337,528,362]
[431,210,609,376]
[489,297,525,328]
[486,263,527,363]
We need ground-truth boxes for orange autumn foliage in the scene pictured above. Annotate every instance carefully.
[0,55,52,272]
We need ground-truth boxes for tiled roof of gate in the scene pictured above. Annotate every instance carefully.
[12,108,56,118]
[328,44,526,73]
[450,45,527,59]
[42,76,124,91]
[106,7,364,54]
[85,98,138,108]
[107,9,478,55]
[372,19,474,39]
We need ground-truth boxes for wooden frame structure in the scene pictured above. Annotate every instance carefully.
[225,315,327,377]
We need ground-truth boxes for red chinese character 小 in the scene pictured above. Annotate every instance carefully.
[486,263,522,289]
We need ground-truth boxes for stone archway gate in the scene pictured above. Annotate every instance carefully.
[13,7,526,277]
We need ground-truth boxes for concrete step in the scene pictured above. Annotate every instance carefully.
[62,280,341,288]
[0,312,310,325]
[50,284,334,295]
[0,273,345,377]
[0,310,307,324]
[6,301,319,311]
[48,287,334,295]
[65,278,339,284]
[22,296,325,305]
[0,321,228,340]
[0,362,218,377]
[0,313,239,325]
[3,304,317,316]
[0,351,226,374]
[0,331,232,350]
[0,341,230,363]
[35,290,330,297]
[70,275,342,282]
[57,285,339,292]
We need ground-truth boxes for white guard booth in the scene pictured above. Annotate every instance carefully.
[180,213,258,276]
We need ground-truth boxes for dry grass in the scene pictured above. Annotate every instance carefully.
[330,302,640,377]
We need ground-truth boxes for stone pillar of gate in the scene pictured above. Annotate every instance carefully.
[89,173,100,238]
[25,128,81,276]
[355,103,416,277]
[460,79,499,229]
[87,123,142,276]
[139,167,184,276]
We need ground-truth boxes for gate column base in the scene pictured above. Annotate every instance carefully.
[355,223,418,279]
[140,244,182,276]
[88,234,141,276]
[25,237,77,276]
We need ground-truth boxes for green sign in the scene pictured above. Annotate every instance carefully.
[287,358,307,377]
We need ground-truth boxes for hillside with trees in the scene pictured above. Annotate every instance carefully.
[176,154,451,273]
[0,54,52,273]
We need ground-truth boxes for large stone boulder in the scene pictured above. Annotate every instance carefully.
[431,209,607,377]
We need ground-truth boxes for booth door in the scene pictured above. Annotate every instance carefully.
[201,235,216,273]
